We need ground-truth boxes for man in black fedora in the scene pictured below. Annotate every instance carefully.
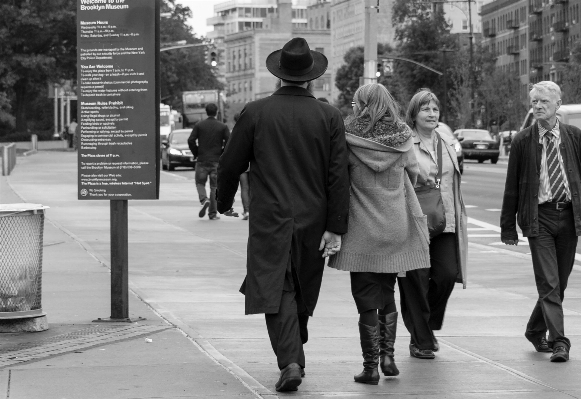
[217,37,350,392]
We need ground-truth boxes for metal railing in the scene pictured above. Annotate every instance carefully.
[507,45,520,55]
[484,27,496,37]
[2,143,16,176]
[553,21,569,32]
[553,48,570,62]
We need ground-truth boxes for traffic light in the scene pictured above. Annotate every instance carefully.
[210,51,217,67]
[376,63,382,78]
[382,59,394,76]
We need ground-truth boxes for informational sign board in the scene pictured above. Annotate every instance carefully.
[77,0,159,200]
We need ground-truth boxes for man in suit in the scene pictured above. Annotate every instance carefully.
[501,81,581,362]
[216,37,350,392]
[187,103,230,220]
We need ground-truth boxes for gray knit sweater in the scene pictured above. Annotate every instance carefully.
[328,120,430,274]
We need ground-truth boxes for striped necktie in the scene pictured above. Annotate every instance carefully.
[545,132,567,202]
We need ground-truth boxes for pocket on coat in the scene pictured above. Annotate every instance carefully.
[381,165,402,190]
[413,214,430,244]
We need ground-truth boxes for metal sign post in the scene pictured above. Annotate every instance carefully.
[77,0,160,322]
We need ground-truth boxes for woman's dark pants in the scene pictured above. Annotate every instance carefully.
[397,233,458,349]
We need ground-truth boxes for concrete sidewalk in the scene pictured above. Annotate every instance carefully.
[0,155,257,398]
[2,151,581,398]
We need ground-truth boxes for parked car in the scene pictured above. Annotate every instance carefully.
[500,130,517,144]
[520,104,581,131]
[436,122,463,174]
[161,129,196,171]
[455,129,500,164]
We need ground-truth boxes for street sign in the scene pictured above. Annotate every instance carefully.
[77,0,160,201]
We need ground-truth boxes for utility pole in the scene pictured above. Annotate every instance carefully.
[467,0,475,127]
[441,47,456,124]
[362,0,379,86]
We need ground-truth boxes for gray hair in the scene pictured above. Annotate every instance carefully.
[530,81,562,101]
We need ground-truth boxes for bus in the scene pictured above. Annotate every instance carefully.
[182,90,223,127]
[160,103,173,142]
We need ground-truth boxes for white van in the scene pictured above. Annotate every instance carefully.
[520,104,581,131]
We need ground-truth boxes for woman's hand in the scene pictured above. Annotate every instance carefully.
[319,231,342,258]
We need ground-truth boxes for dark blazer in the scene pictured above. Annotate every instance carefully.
[500,122,581,241]
[217,86,350,315]
[187,117,230,162]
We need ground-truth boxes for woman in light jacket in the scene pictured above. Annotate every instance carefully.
[397,89,468,360]
[328,83,430,385]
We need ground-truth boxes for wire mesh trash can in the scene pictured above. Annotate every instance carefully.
[0,203,49,320]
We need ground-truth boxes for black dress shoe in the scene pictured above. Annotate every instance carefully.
[432,336,440,352]
[550,345,569,363]
[409,343,435,359]
[525,333,552,353]
[275,363,302,392]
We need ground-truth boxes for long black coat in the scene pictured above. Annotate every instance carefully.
[217,86,350,315]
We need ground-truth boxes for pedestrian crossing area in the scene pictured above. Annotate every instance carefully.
[466,212,581,265]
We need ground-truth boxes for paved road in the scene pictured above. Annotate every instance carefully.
[4,152,581,398]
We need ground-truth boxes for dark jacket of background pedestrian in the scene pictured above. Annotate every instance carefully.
[187,116,230,162]
[500,122,581,240]
[216,85,350,316]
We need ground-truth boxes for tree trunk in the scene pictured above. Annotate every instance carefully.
[14,80,29,134]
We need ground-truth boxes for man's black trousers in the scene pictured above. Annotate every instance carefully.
[526,205,577,348]
[264,265,306,370]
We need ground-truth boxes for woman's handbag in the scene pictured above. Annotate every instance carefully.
[414,132,446,238]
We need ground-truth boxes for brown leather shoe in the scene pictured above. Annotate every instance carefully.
[275,363,302,392]
[550,344,569,362]
[525,333,552,353]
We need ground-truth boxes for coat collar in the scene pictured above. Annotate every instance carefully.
[412,130,460,174]
[272,86,316,99]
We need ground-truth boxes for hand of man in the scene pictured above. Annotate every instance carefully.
[502,239,519,246]
[319,231,341,258]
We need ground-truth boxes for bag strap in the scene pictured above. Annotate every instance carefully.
[435,131,443,189]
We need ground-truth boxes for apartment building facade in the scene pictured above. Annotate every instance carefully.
[217,0,332,121]
[481,0,581,102]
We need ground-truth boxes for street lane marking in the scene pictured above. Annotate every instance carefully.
[468,234,502,238]
[468,217,581,264]
[485,208,502,212]
[468,227,489,231]
[465,205,478,208]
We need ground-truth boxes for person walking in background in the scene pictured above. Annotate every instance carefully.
[501,81,581,363]
[397,89,468,360]
[217,37,350,392]
[67,118,77,149]
[233,112,250,220]
[328,83,430,385]
[188,103,230,220]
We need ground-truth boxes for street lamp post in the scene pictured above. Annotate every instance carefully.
[428,1,475,125]
[362,0,379,86]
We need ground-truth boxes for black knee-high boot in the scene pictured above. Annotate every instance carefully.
[378,312,400,376]
[354,322,380,385]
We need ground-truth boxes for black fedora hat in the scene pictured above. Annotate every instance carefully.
[266,37,328,82]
